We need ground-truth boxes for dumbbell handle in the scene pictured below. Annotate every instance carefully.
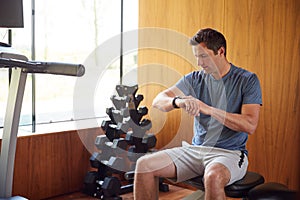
[124,171,135,181]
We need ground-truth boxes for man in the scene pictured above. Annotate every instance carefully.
[134,28,262,200]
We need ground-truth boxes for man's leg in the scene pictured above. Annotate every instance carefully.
[203,163,230,200]
[134,151,176,200]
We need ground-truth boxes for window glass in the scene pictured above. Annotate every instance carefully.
[0,0,138,129]
[34,0,138,124]
[0,69,9,128]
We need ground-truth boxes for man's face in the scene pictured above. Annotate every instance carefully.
[192,43,220,75]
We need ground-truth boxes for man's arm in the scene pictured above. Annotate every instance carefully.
[152,86,184,112]
[175,96,261,135]
[153,86,261,135]
[210,104,261,135]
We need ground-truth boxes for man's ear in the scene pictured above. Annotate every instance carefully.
[218,46,226,56]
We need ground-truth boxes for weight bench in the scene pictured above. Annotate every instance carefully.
[248,182,298,200]
[184,171,265,199]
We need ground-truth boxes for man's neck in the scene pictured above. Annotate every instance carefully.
[212,61,231,80]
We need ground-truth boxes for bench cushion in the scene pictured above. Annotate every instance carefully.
[248,182,298,200]
[184,171,265,198]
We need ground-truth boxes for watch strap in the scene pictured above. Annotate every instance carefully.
[172,96,181,109]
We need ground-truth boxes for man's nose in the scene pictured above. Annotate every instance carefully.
[197,57,203,66]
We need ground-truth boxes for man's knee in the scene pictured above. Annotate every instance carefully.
[135,151,176,177]
[135,156,151,173]
[135,154,161,174]
[204,163,230,187]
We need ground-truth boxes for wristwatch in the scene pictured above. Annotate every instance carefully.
[172,96,181,109]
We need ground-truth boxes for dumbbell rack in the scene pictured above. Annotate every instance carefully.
[83,85,168,200]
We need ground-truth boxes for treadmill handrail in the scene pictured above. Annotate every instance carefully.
[0,57,85,77]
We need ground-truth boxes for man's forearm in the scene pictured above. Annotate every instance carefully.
[152,86,184,112]
[210,105,260,135]
[152,92,175,112]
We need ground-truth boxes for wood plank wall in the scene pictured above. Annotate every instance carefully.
[138,0,300,190]
[0,128,101,199]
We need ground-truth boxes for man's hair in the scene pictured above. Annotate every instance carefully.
[189,28,227,56]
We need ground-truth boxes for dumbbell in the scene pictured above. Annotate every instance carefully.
[138,106,148,115]
[102,176,121,198]
[107,108,123,124]
[90,152,108,169]
[110,138,128,155]
[93,137,127,165]
[133,94,144,108]
[130,119,152,139]
[89,154,113,180]
[101,121,123,142]
[101,120,120,141]
[124,171,135,181]
[106,107,130,125]
[125,131,135,145]
[116,84,138,97]
[116,114,145,136]
[139,118,152,127]
[83,171,102,198]
[101,119,111,131]
[125,131,155,146]
[83,171,121,199]
[95,135,110,149]
[126,136,157,162]
[127,146,146,162]
[90,153,130,177]
[115,85,145,110]
[95,136,128,155]
[94,138,128,172]
[101,138,128,171]
[94,135,115,161]
[105,107,117,124]
[105,107,129,125]
[159,177,170,192]
[142,133,157,150]
[101,156,129,173]
[110,95,130,110]
[123,171,169,193]
[129,106,148,124]
[119,118,152,140]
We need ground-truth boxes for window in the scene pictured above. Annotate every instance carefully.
[0,0,138,131]
[0,69,9,127]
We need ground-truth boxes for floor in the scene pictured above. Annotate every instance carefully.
[45,183,241,200]
[45,184,196,200]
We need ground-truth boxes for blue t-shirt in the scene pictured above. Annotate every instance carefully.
[176,64,262,155]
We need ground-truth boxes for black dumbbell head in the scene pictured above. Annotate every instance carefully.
[102,176,121,197]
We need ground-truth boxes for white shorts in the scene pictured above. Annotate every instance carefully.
[163,141,248,185]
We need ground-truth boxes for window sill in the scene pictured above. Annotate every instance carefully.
[0,117,108,139]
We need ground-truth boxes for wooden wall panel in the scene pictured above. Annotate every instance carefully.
[225,0,300,190]
[138,0,226,149]
[0,128,101,199]
[138,0,300,190]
